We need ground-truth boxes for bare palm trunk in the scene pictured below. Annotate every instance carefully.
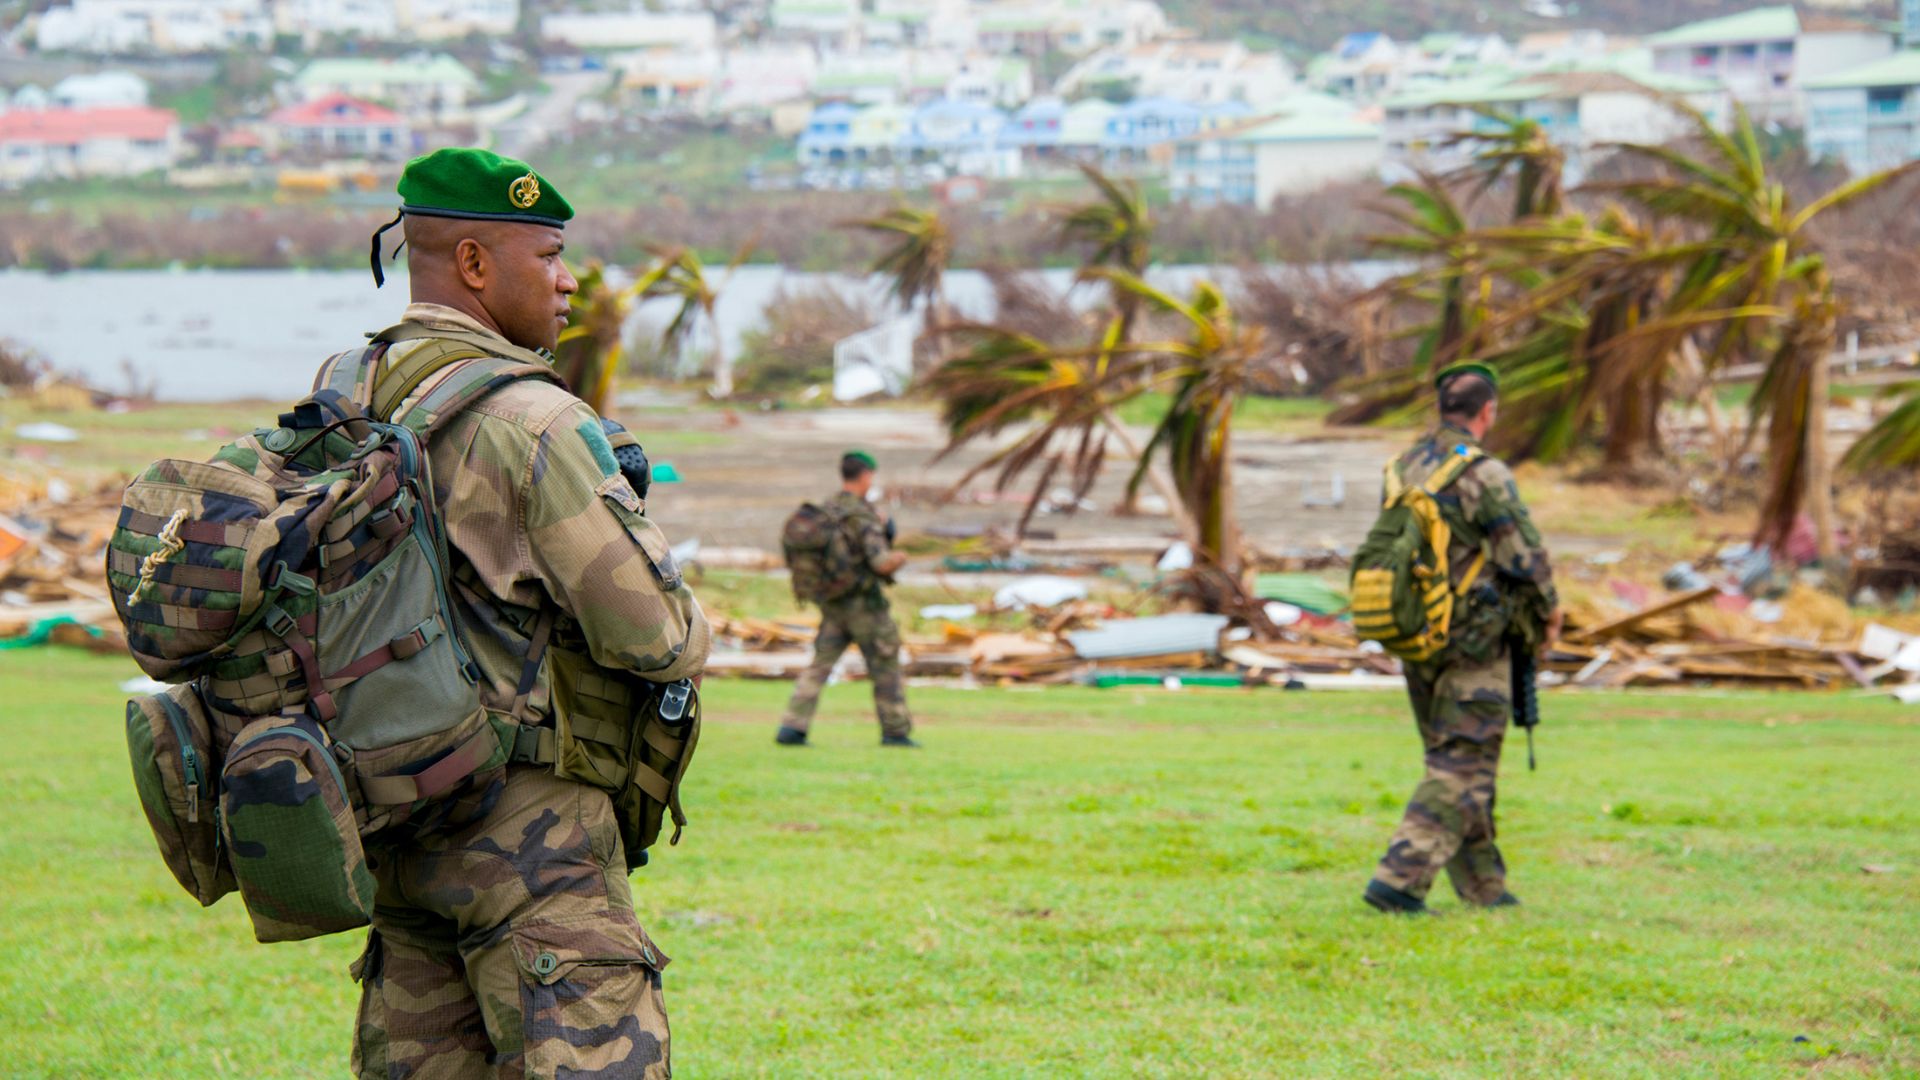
[1806,350,1837,562]
[1097,406,1201,549]
[707,304,732,399]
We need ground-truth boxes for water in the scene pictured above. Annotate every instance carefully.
[0,262,1398,401]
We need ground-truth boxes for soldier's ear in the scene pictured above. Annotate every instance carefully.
[453,237,490,291]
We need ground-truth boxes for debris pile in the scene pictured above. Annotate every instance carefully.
[0,482,125,653]
[1553,583,1920,696]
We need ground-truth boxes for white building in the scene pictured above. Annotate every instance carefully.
[294,55,481,119]
[1512,30,1614,70]
[1648,5,1894,123]
[274,0,398,40]
[541,10,718,51]
[1058,40,1295,105]
[0,105,182,183]
[1170,94,1382,207]
[33,0,269,53]
[1381,68,1730,181]
[267,93,411,159]
[400,0,517,39]
[1309,31,1406,102]
[947,54,1034,108]
[616,49,723,112]
[1806,52,1920,174]
[50,71,150,108]
[716,45,819,112]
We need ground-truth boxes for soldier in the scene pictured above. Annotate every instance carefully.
[775,450,918,747]
[350,148,708,1077]
[1364,363,1560,916]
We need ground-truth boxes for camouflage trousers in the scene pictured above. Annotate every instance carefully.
[1373,647,1512,905]
[351,764,671,1079]
[779,594,912,739]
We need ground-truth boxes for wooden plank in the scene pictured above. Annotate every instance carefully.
[1567,586,1718,644]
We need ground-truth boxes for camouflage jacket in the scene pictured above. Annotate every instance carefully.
[1393,423,1557,656]
[828,490,893,604]
[364,303,710,720]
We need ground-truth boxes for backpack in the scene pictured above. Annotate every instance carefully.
[781,501,865,604]
[1348,444,1488,663]
[111,341,557,941]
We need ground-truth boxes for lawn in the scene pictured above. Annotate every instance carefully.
[1,648,1916,1078]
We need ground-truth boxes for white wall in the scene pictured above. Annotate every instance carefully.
[1254,137,1380,204]
[1797,31,1895,83]
[1577,91,1697,145]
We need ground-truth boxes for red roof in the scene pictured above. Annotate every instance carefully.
[0,106,178,146]
[268,93,405,128]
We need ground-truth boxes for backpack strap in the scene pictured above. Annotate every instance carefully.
[389,354,563,439]
[1422,444,1488,594]
[1421,443,1486,497]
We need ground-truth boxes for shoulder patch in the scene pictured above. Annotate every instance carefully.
[576,420,619,478]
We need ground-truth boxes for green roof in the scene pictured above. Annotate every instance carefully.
[1420,32,1462,52]
[1648,5,1798,48]
[1383,73,1539,109]
[979,15,1050,31]
[297,56,479,90]
[1804,50,1920,89]
[1228,111,1380,142]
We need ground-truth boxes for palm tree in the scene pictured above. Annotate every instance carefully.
[1596,103,1920,555]
[553,261,633,415]
[1844,381,1920,472]
[924,317,1202,546]
[632,242,752,399]
[842,205,953,360]
[1090,270,1267,576]
[1057,164,1154,341]
[1453,111,1566,221]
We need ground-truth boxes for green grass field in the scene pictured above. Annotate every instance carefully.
[2,649,1916,1077]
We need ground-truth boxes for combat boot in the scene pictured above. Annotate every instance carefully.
[880,734,921,748]
[775,726,809,746]
[1482,892,1521,908]
[1363,879,1431,915]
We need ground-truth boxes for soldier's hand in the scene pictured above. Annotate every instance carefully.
[1542,608,1564,656]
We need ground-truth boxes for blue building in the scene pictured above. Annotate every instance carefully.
[796,101,859,165]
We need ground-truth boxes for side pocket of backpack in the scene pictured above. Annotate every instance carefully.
[220,716,375,943]
[126,684,235,906]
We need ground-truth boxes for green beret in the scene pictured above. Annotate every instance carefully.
[845,450,878,471]
[397,147,573,226]
[1435,362,1499,393]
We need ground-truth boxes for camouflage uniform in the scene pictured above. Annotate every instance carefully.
[350,303,709,1078]
[778,491,912,740]
[1372,423,1555,905]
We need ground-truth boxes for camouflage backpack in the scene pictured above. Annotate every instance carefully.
[1349,444,1487,663]
[780,501,864,604]
[112,340,558,942]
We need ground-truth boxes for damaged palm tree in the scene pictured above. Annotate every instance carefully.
[925,318,1201,545]
[633,241,753,399]
[553,261,634,415]
[842,205,953,362]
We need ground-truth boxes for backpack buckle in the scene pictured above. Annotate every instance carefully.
[264,606,297,639]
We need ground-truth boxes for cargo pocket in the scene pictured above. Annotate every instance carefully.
[125,683,234,906]
[548,644,638,793]
[597,478,683,592]
[220,715,375,942]
[513,913,671,1079]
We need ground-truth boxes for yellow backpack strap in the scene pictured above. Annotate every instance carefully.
[1421,443,1486,497]
[1381,458,1406,507]
[1422,444,1489,594]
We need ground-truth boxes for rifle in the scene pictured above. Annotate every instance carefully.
[1508,633,1540,771]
